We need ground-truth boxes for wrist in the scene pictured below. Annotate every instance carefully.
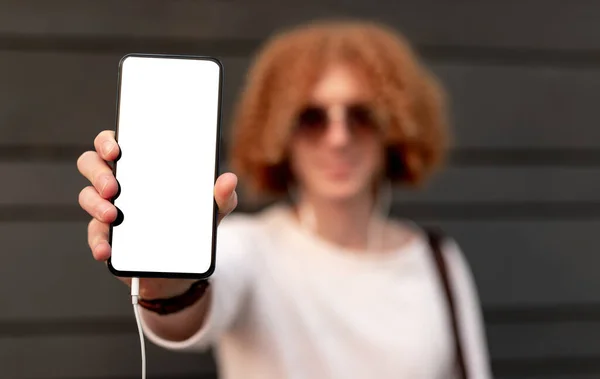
[138,278,197,300]
[137,279,210,315]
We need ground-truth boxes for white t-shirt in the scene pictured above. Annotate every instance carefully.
[141,204,492,379]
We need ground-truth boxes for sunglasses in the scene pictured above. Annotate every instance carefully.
[294,103,381,138]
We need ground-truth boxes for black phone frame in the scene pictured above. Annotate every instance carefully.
[106,53,223,280]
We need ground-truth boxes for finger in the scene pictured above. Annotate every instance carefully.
[94,130,120,162]
[79,186,118,223]
[88,218,111,261]
[214,172,238,223]
[77,151,119,199]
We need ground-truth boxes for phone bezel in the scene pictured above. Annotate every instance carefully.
[106,53,223,279]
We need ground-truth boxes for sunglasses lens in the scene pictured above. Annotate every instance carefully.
[347,104,377,132]
[297,106,328,134]
[295,104,379,138]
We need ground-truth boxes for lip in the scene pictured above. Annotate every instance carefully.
[322,164,354,178]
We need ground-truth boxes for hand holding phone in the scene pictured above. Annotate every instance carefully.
[107,54,225,279]
[77,54,234,294]
[77,129,238,297]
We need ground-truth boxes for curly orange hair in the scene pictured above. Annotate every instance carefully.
[228,19,450,198]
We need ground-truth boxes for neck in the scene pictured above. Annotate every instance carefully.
[296,189,383,252]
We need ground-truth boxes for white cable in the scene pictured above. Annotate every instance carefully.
[368,180,393,252]
[130,277,146,379]
[297,181,391,253]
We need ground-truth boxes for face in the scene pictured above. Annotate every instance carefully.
[288,63,384,202]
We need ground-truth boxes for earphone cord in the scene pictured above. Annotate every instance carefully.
[368,180,392,252]
[298,181,392,253]
[130,277,146,379]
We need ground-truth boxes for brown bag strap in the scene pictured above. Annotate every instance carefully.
[424,226,468,379]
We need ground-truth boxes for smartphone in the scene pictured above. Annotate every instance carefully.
[107,53,223,279]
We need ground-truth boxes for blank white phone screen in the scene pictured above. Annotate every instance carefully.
[109,55,221,277]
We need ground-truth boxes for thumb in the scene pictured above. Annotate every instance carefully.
[214,172,238,223]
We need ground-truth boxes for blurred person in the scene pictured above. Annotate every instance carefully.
[77,20,492,379]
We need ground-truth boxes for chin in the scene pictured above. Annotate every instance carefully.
[311,177,371,202]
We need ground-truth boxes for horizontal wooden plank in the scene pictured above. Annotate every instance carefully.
[436,64,600,148]
[489,321,600,362]
[0,0,599,52]
[0,163,85,205]
[394,167,600,203]
[495,360,600,379]
[0,52,246,146]
[1,221,599,322]
[4,163,600,206]
[443,221,600,306]
[3,333,599,379]
[0,222,131,320]
[1,52,599,152]
[489,321,600,377]
[0,334,216,379]
[3,323,600,379]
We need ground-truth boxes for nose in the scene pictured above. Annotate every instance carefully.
[323,105,351,147]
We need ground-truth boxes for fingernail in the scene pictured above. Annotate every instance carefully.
[100,206,112,220]
[92,239,102,251]
[93,241,108,258]
[100,175,110,195]
[103,141,115,155]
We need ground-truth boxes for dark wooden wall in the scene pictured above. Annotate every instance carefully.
[1,1,599,378]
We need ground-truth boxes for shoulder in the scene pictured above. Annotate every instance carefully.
[412,225,478,293]
[217,203,288,243]
[423,228,493,376]
[218,211,260,233]
[422,227,482,304]
[419,226,468,267]
[214,204,290,272]
[438,232,473,281]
